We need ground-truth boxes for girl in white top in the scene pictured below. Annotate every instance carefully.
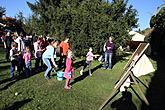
[42,39,58,79]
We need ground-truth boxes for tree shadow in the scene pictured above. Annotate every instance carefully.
[0,80,17,91]
[141,55,165,110]
[3,98,32,110]
[0,64,10,71]
[73,59,85,70]
[70,64,102,85]
[100,52,131,69]
[141,29,165,110]
[112,52,132,68]
[111,91,137,110]
[0,60,9,64]
[0,66,46,90]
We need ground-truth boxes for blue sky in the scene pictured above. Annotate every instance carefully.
[0,0,164,30]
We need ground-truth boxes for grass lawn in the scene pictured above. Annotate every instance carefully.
[0,45,156,110]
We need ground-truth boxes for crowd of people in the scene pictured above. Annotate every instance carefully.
[0,31,115,90]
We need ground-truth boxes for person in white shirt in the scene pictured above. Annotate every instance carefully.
[34,38,43,71]
[14,32,25,53]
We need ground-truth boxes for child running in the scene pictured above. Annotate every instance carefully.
[23,46,32,77]
[80,47,99,76]
[64,49,74,90]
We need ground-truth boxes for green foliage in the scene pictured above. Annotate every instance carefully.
[26,0,138,56]
[149,5,165,59]
[150,5,165,30]
[0,6,6,18]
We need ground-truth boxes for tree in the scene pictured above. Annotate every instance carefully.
[150,5,165,59]
[26,0,138,56]
[0,6,6,18]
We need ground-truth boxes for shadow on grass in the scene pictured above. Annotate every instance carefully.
[141,55,165,110]
[0,64,10,72]
[111,91,137,110]
[100,52,131,69]
[0,66,46,90]
[0,80,17,91]
[112,52,131,68]
[4,99,32,110]
[56,59,85,71]
[141,28,165,110]
[0,60,9,64]
[73,59,85,70]
[70,64,102,85]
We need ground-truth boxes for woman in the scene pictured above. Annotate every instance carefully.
[42,39,58,79]
[104,37,114,69]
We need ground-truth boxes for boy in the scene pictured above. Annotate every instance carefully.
[10,42,19,79]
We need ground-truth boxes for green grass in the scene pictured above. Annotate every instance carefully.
[0,45,156,110]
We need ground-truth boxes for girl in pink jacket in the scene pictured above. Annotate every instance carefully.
[64,50,74,90]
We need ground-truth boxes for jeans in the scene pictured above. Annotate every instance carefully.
[104,52,112,69]
[10,60,18,78]
[25,61,32,76]
[42,58,52,79]
[17,54,25,74]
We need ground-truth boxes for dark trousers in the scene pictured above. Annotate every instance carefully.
[35,57,42,69]
[5,48,10,61]
[59,55,67,68]
[10,60,18,78]
[82,61,91,74]
[25,61,32,76]
[17,55,25,74]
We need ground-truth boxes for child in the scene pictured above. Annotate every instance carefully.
[10,42,19,79]
[64,50,74,90]
[23,46,32,77]
[80,47,99,76]
[42,39,58,79]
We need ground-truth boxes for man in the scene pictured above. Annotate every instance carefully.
[14,32,25,73]
[14,32,25,53]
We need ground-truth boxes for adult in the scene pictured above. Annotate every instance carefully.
[14,32,25,53]
[59,38,70,67]
[40,36,49,50]
[104,37,114,69]
[42,39,58,79]
[14,32,26,73]
[34,37,43,71]
[4,32,13,61]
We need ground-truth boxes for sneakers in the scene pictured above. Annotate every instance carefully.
[101,67,106,69]
[89,70,92,76]
[65,85,72,90]
[108,67,111,70]
[89,73,92,76]
[80,69,83,75]
[45,76,50,80]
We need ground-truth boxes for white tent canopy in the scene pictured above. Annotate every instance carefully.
[129,31,145,41]
[120,54,155,91]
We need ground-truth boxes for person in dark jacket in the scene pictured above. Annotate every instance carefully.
[104,37,114,69]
